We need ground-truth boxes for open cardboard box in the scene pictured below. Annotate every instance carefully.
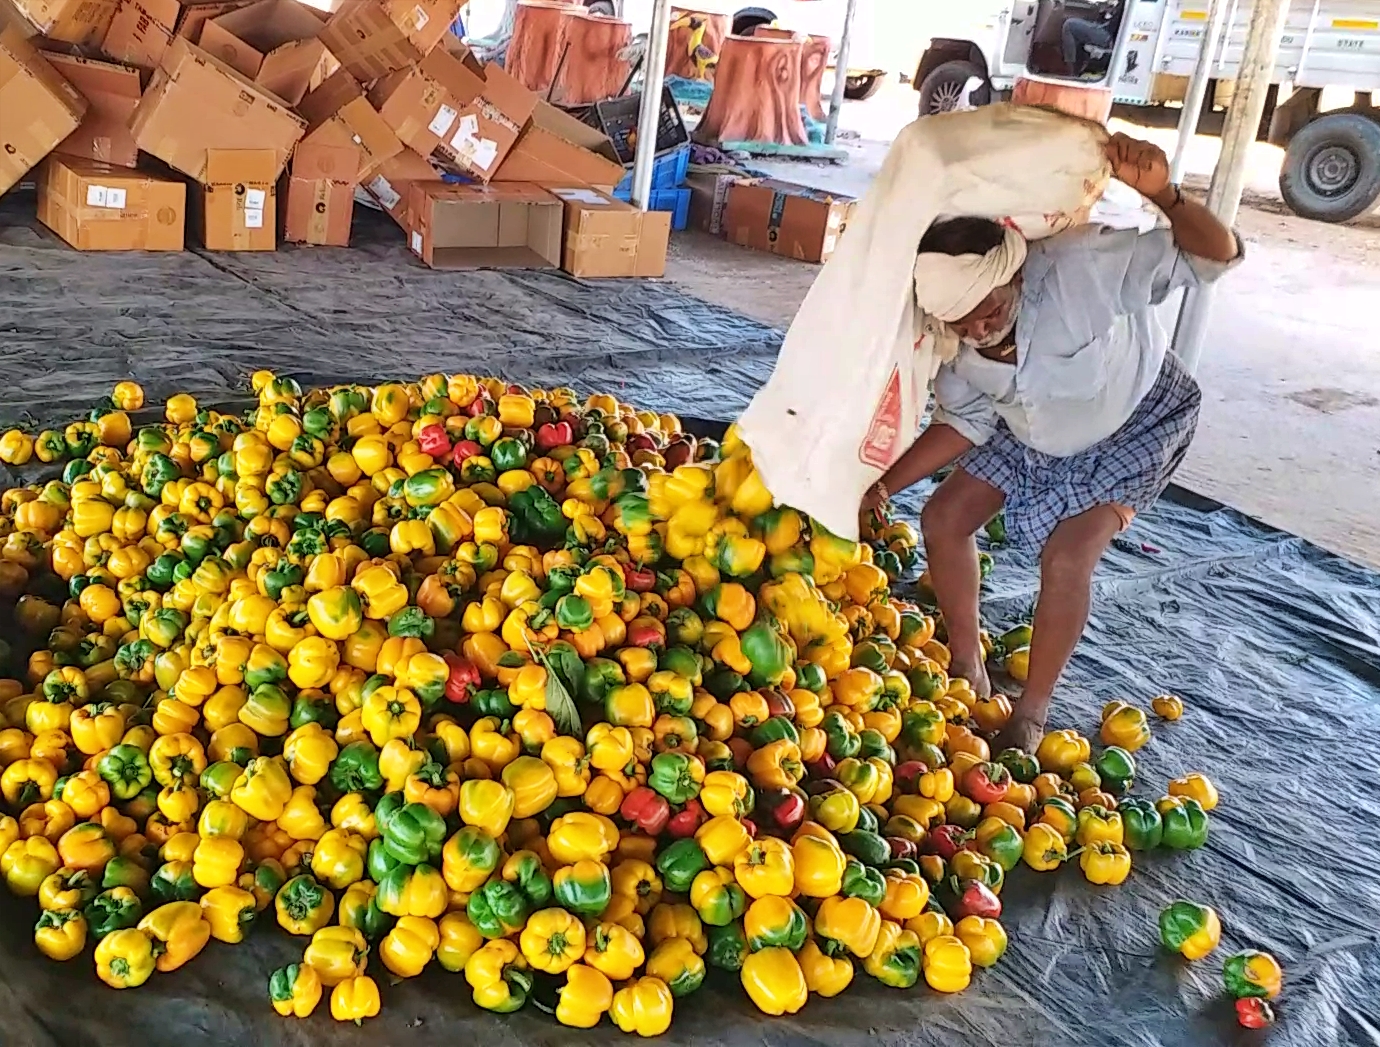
[407,181,561,270]
[493,99,623,191]
[197,0,328,105]
[0,24,87,195]
[44,51,141,167]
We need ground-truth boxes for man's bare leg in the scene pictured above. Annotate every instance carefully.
[920,468,1006,698]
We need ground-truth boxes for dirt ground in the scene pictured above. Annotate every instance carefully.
[666,83,1380,567]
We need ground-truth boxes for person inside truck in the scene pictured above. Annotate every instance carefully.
[1060,1,1119,78]
[861,133,1242,753]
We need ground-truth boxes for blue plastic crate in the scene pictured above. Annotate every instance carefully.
[611,186,691,231]
[614,143,691,196]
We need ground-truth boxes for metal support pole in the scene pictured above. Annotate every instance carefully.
[1172,0,1290,373]
[1169,0,1231,185]
[631,0,673,211]
[824,0,858,145]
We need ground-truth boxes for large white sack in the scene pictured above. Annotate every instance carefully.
[737,104,1112,541]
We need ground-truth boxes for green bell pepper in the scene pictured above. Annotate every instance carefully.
[745,898,807,951]
[655,838,709,894]
[840,858,887,906]
[838,830,890,868]
[749,715,798,748]
[402,468,451,506]
[387,607,435,640]
[705,921,749,971]
[359,528,391,558]
[553,594,594,632]
[579,658,626,707]
[262,562,304,601]
[1095,746,1136,795]
[472,687,518,720]
[503,850,553,908]
[1118,797,1163,851]
[200,761,244,798]
[703,668,745,701]
[508,485,567,546]
[141,453,180,498]
[856,728,895,764]
[489,437,527,473]
[150,861,200,904]
[995,747,1041,784]
[648,752,702,804]
[1159,797,1209,850]
[290,692,338,732]
[658,646,704,685]
[367,837,401,883]
[739,617,791,687]
[98,743,152,801]
[382,801,447,865]
[467,880,529,938]
[329,742,383,795]
[266,468,303,505]
[553,861,612,917]
[822,710,861,760]
[84,888,143,939]
[145,552,183,590]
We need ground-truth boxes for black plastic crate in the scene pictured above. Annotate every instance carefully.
[583,86,689,165]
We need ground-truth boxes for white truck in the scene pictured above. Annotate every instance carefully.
[912,0,1380,222]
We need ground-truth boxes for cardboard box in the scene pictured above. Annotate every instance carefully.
[407,181,560,270]
[493,99,623,191]
[197,0,326,105]
[0,25,87,194]
[174,0,245,39]
[99,0,178,76]
[319,0,461,82]
[191,146,275,248]
[281,172,351,244]
[37,155,185,249]
[722,178,855,264]
[360,145,437,228]
[297,68,401,182]
[369,46,533,183]
[45,51,140,166]
[686,168,740,236]
[546,186,668,279]
[130,36,305,182]
[6,0,117,45]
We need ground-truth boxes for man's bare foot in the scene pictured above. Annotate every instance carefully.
[948,654,991,700]
[997,707,1047,755]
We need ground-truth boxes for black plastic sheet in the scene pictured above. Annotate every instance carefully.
[1,195,1378,1047]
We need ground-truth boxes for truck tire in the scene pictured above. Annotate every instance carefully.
[917,60,988,116]
[732,7,777,36]
[583,0,615,13]
[1279,112,1380,223]
[845,73,886,100]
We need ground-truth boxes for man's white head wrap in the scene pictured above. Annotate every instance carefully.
[912,225,1028,323]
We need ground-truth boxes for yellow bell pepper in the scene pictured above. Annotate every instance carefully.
[695,815,751,867]
[200,885,257,943]
[277,785,327,842]
[1080,841,1132,886]
[1168,772,1219,811]
[283,723,339,787]
[922,933,972,992]
[815,894,882,958]
[305,924,370,986]
[740,946,808,1015]
[287,637,340,691]
[352,566,408,621]
[470,716,520,772]
[437,910,485,973]
[1076,805,1125,847]
[138,900,211,971]
[312,828,368,890]
[307,587,365,642]
[500,755,557,819]
[583,920,645,981]
[381,914,440,978]
[541,737,591,798]
[465,939,531,1013]
[94,926,157,988]
[192,836,244,889]
[646,934,706,996]
[733,837,794,899]
[520,906,586,974]
[551,962,612,1028]
[799,937,853,997]
[880,869,930,922]
[276,873,336,935]
[546,811,613,865]
[955,914,1008,967]
[34,906,88,960]
[458,778,515,839]
[610,975,674,1036]
[230,756,292,822]
[791,829,847,897]
[330,974,381,1023]
[269,962,322,1018]
[1035,729,1091,775]
[360,685,421,747]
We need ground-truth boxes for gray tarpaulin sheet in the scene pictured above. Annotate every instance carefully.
[1,198,1377,1047]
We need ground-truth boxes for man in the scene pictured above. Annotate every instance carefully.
[863,134,1242,752]
[1062,4,1117,78]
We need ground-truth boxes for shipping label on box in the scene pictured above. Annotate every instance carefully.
[45,52,141,167]
[130,36,305,183]
[360,145,438,228]
[193,146,276,249]
[37,154,185,249]
[0,25,87,194]
[408,181,560,270]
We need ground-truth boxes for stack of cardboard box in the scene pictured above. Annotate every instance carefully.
[0,0,673,275]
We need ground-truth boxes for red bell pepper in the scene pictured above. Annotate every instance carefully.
[621,786,671,836]
[741,817,757,840]
[894,760,929,794]
[961,762,1011,805]
[924,824,973,861]
[946,877,1002,921]
[763,689,795,721]
[807,752,837,778]
[1235,998,1275,1029]
[536,420,574,452]
[626,619,665,649]
[465,396,491,418]
[444,654,480,704]
[627,433,659,453]
[451,439,483,463]
[662,438,695,469]
[418,424,451,457]
[756,788,806,835]
[623,565,656,593]
[666,799,706,839]
[886,837,918,861]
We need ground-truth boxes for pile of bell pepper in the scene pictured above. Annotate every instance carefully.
[0,372,1221,1030]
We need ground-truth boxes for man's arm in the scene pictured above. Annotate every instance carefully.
[879,423,974,495]
[1107,133,1239,262]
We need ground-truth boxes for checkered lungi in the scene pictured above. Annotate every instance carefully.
[957,352,1202,550]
